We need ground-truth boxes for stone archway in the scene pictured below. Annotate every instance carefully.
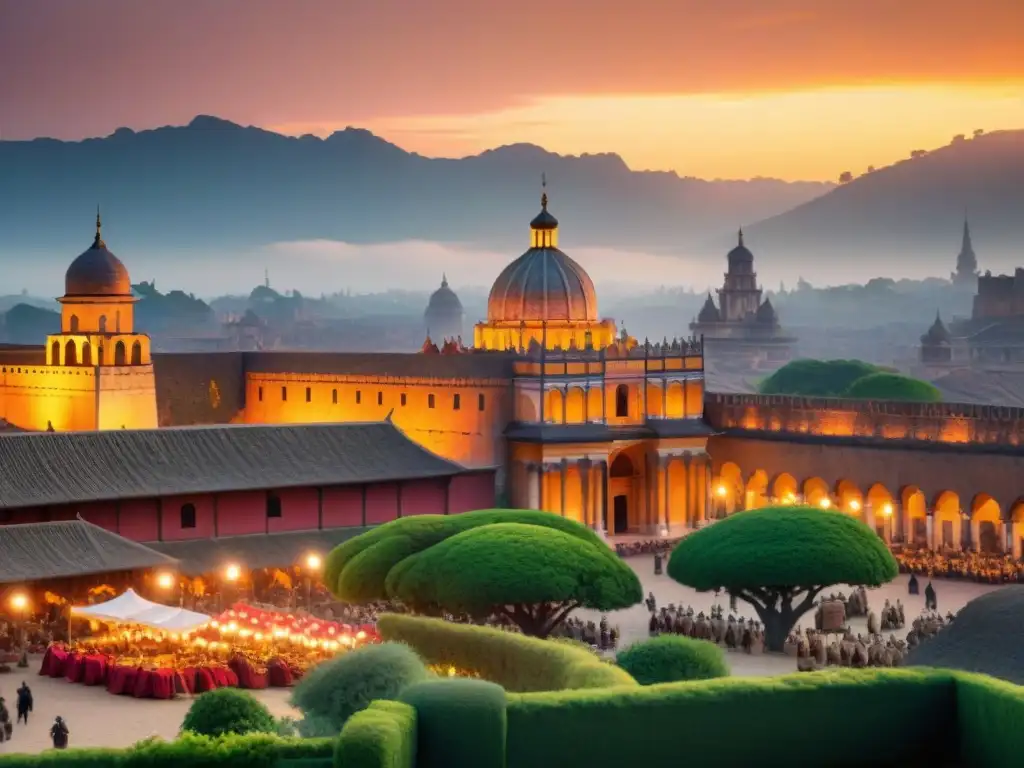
[866,483,895,541]
[545,389,564,424]
[933,490,962,550]
[746,469,769,510]
[970,494,1003,554]
[902,486,928,546]
[564,387,586,424]
[609,452,640,535]
[666,381,685,418]
[835,479,864,519]
[803,477,831,508]
[714,462,744,516]
[1010,500,1024,559]
[772,473,798,504]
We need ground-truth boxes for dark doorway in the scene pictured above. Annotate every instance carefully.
[979,521,1000,554]
[613,495,629,534]
[941,520,954,548]
[913,518,927,545]
[615,385,629,418]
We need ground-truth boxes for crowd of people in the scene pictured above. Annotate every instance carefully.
[646,601,768,653]
[895,548,1024,584]
[615,538,681,558]
[549,616,620,651]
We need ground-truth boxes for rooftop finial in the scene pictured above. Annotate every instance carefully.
[738,227,744,246]
[441,272,448,288]
[541,172,548,210]
[93,205,105,248]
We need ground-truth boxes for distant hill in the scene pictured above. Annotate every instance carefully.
[740,130,1024,274]
[0,116,829,267]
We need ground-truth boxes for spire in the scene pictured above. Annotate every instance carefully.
[529,173,559,245]
[264,268,270,289]
[441,273,448,289]
[93,205,105,248]
[961,217,973,252]
[738,227,744,247]
[541,172,548,210]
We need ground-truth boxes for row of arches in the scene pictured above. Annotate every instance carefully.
[537,379,701,424]
[67,312,120,334]
[50,339,142,367]
[714,463,1024,557]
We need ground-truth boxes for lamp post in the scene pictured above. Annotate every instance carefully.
[304,553,322,610]
[715,484,728,519]
[156,571,181,606]
[223,563,241,611]
[9,592,29,652]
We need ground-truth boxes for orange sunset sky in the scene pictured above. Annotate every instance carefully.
[2,0,1022,180]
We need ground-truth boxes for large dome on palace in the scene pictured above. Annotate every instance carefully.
[486,196,598,323]
[65,213,132,297]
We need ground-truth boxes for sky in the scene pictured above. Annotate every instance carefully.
[2,0,1023,181]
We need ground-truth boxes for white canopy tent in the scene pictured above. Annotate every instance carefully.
[72,589,210,634]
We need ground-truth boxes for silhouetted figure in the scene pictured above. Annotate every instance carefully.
[50,716,69,749]
[729,591,738,612]
[908,573,919,595]
[653,553,663,576]
[0,698,10,742]
[16,682,32,724]
[925,581,937,611]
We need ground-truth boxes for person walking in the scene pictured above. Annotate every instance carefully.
[50,716,69,750]
[16,682,32,725]
[0,697,11,743]
[925,581,937,611]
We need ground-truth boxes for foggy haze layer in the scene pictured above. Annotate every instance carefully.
[5,238,999,303]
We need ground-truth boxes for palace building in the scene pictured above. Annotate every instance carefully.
[0,190,714,538]
[689,230,796,368]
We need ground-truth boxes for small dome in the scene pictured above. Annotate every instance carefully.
[756,297,778,325]
[530,193,559,230]
[921,311,951,346]
[697,293,720,323]
[488,248,597,322]
[425,274,463,315]
[727,228,754,267]
[64,212,131,297]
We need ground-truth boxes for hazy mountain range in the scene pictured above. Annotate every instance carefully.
[1,116,1022,288]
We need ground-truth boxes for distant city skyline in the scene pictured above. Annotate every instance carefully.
[2,0,1022,180]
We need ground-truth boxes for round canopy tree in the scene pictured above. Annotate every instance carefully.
[384,522,641,638]
[844,372,941,402]
[668,506,897,652]
[325,508,608,604]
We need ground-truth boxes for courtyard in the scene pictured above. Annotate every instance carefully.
[0,558,1003,754]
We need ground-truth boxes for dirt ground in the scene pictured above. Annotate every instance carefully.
[0,559,1002,755]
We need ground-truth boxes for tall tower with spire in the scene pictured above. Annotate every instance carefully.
[952,218,979,287]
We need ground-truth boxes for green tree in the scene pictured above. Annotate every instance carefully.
[180,688,277,737]
[759,359,881,397]
[667,507,897,652]
[325,508,610,604]
[844,372,941,402]
[332,517,641,639]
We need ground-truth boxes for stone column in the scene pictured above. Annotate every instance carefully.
[662,378,668,418]
[969,518,979,552]
[526,462,540,511]
[660,455,670,537]
[561,388,568,425]
[583,386,590,423]
[595,460,607,536]
[1006,523,1015,557]
[703,455,712,522]
[560,458,568,517]
[864,504,876,535]
[581,458,592,527]
[681,453,693,527]
[926,514,935,550]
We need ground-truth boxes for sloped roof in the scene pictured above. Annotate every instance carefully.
[149,528,370,576]
[0,422,463,510]
[0,520,177,584]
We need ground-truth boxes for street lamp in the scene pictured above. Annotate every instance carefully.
[715,484,727,518]
[223,563,242,611]
[848,499,861,513]
[9,592,29,651]
[304,553,323,609]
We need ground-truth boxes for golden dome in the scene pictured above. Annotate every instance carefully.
[486,193,598,323]
[64,211,132,297]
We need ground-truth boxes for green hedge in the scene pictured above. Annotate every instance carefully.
[616,635,729,684]
[954,672,1024,768]
[376,614,637,692]
[0,733,335,768]
[400,680,506,768]
[505,668,957,768]
[335,700,416,768]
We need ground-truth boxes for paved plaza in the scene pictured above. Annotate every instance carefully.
[0,558,1004,754]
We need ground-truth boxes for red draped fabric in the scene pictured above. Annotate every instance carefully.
[83,655,108,686]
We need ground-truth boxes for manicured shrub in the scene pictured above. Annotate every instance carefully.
[291,642,429,736]
[377,613,637,692]
[504,668,958,768]
[759,358,882,397]
[180,687,276,737]
[336,700,417,768]
[843,371,941,402]
[400,679,506,768]
[616,635,728,685]
[955,671,1024,768]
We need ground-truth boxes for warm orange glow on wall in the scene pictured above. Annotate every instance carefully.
[473,319,617,352]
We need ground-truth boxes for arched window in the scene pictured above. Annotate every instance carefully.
[131,340,142,365]
[81,342,92,366]
[64,339,77,366]
[305,387,312,403]
[266,493,282,518]
[615,384,629,418]
[69,315,80,333]
[98,315,107,333]
[50,341,60,366]
[332,389,338,404]
[180,503,197,529]
[114,340,126,366]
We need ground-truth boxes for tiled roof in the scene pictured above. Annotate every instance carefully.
[0,421,462,510]
[0,519,177,584]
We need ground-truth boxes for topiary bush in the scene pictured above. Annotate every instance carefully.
[759,358,882,397]
[843,371,941,402]
[291,641,430,737]
[616,635,729,685]
[180,687,277,737]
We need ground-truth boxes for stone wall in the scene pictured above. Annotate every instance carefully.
[704,392,1024,448]
[153,352,246,426]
